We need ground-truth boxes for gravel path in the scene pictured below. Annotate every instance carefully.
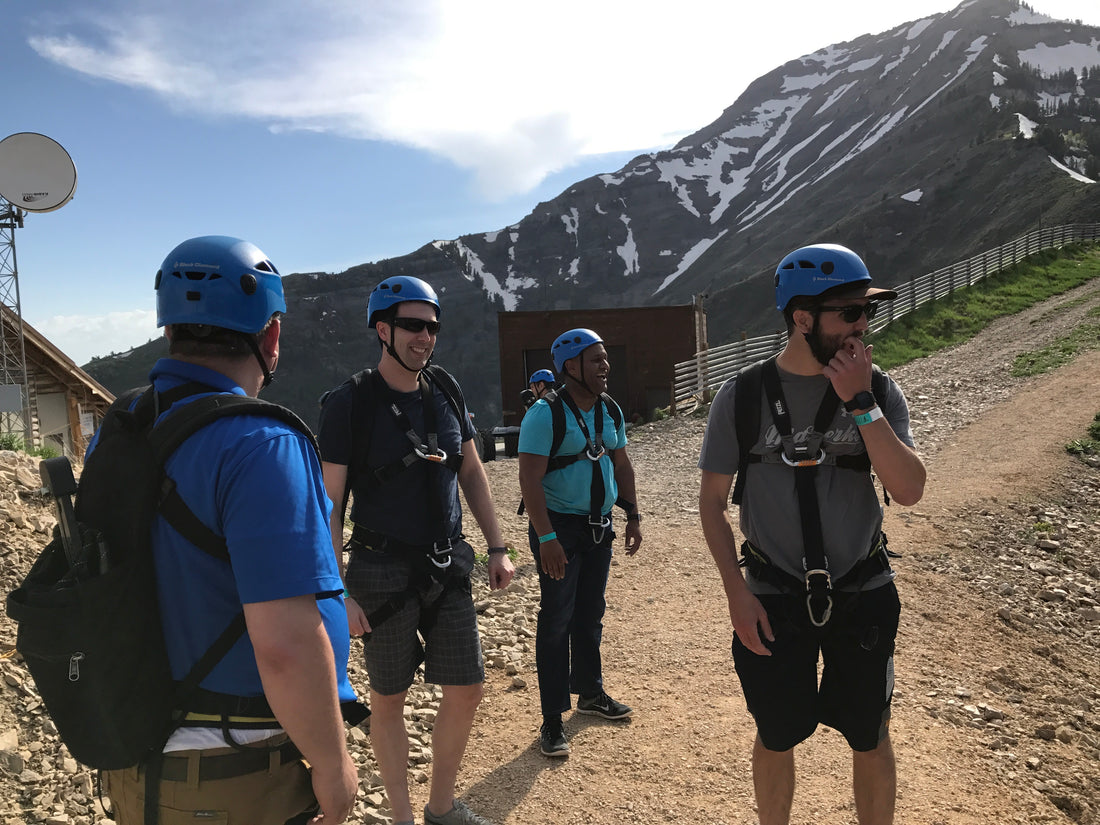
[0,280,1098,824]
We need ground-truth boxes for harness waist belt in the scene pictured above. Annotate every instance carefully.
[158,740,302,783]
[740,535,891,594]
[185,687,274,720]
[350,524,455,556]
[547,510,614,524]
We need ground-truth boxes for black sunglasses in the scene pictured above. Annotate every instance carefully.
[391,317,441,334]
[817,303,878,323]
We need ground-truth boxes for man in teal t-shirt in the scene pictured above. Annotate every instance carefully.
[518,328,642,759]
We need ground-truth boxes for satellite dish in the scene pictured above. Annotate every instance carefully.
[0,132,77,213]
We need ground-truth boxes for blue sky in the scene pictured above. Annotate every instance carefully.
[4,0,1098,365]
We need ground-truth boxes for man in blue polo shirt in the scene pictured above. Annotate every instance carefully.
[517,328,642,758]
[99,236,358,825]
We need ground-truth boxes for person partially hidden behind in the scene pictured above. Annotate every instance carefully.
[699,243,926,825]
[520,368,555,410]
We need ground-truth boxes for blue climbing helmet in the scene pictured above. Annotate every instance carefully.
[774,243,894,312]
[366,276,440,328]
[529,369,555,385]
[155,235,286,333]
[551,328,603,373]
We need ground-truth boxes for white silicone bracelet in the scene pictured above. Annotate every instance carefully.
[853,406,884,426]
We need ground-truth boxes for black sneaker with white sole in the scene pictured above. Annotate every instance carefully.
[539,718,570,756]
[576,691,633,720]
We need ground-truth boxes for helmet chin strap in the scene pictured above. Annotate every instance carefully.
[566,361,594,397]
[245,335,275,388]
[383,338,431,374]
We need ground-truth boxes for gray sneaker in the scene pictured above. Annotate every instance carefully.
[424,799,494,825]
[539,718,570,757]
[576,691,633,720]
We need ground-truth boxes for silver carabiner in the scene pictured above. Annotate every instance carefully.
[781,448,826,467]
[414,445,448,464]
[429,538,453,569]
[807,594,833,627]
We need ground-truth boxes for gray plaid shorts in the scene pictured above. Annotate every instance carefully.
[346,547,484,696]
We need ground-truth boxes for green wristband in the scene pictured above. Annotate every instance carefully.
[538,532,557,544]
[853,406,884,427]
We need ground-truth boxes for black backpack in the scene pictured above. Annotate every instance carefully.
[6,384,317,773]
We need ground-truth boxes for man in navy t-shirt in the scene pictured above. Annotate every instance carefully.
[318,276,513,825]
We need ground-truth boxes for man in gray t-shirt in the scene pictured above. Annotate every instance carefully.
[698,243,926,825]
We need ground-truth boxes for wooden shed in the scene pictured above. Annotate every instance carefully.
[497,301,705,426]
[0,306,115,459]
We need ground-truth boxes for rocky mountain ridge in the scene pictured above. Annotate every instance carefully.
[85,0,1100,423]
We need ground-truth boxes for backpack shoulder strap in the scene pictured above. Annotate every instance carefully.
[600,393,624,433]
[150,394,316,463]
[731,358,767,506]
[423,364,467,424]
[544,389,567,459]
[148,394,317,560]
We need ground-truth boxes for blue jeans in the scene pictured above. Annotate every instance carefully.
[529,512,614,718]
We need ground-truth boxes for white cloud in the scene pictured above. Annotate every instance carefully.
[25,0,1100,201]
[31,310,159,365]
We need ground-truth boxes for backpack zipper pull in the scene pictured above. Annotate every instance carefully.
[69,652,84,682]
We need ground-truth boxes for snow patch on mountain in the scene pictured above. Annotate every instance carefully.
[1018,38,1100,76]
[618,214,639,276]
[906,19,935,41]
[1017,112,1039,137]
[655,233,727,294]
[448,240,523,311]
[1049,155,1096,183]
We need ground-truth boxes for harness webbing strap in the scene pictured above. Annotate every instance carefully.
[361,371,464,494]
[740,534,893,595]
[347,525,461,633]
[760,359,843,626]
[558,390,610,542]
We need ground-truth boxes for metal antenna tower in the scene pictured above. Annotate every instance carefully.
[0,200,29,441]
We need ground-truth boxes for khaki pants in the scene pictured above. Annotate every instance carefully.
[103,739,317,825]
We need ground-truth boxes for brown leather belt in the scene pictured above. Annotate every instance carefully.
[158,740,302,783]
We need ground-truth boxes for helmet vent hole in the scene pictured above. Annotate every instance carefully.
[821,262,834,275]
[240,274,258,295]
[186,291,201,302]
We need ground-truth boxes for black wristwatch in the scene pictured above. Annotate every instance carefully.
[626,512,642,522]
[843,391,876,412]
